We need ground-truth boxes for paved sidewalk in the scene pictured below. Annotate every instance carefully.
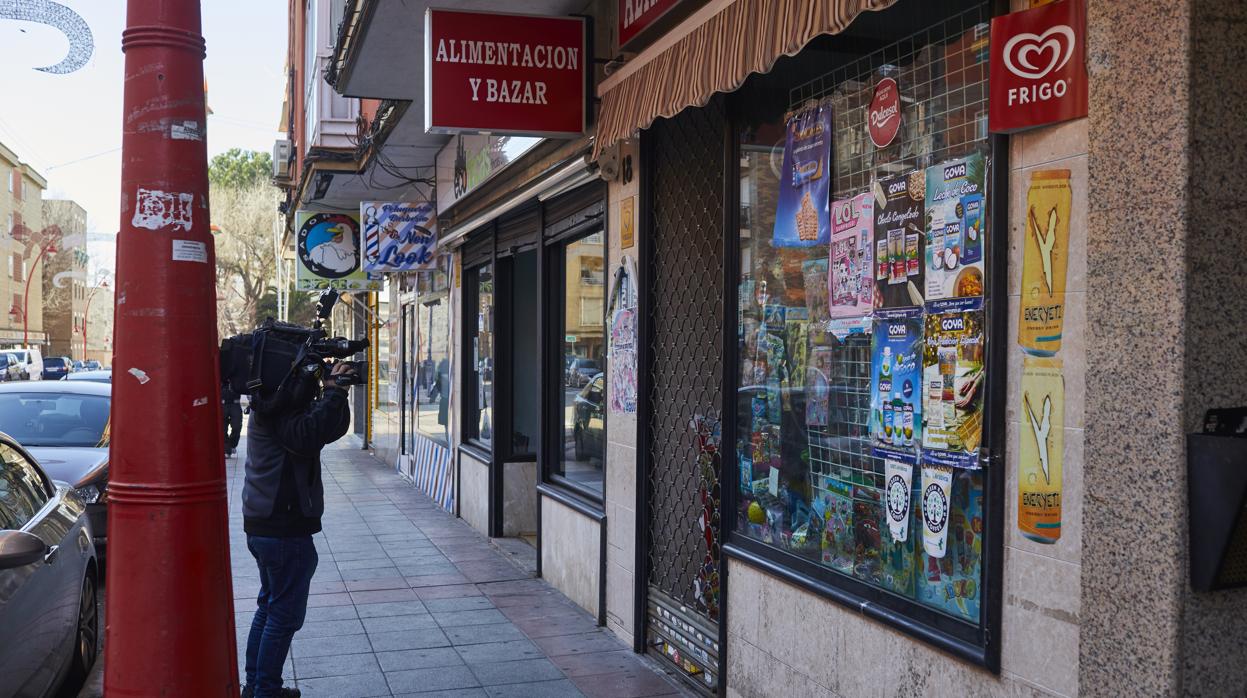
[228,438,690,698]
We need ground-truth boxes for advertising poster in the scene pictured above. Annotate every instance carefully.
[295,211,382,291]
[609,307,637,414]
[361,201,438,272]
[924,153,987,301]
[880,468,918,597]
[1018,357,1064,544]
[918,469,984,621]
[772,101,833,248]
[829,192,875,317]
[883,455,915,543]
[872,172,925,308]
[921,297,986,468]
[870,307,923,450]
[1018,169,1072,356]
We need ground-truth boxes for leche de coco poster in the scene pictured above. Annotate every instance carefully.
[296,211,382,291]
[772,100,832,248]
[361,201,439,273]
[924,153,987,301]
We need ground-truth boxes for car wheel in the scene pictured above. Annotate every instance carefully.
[65,571,99,687]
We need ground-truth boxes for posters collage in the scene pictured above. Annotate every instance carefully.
[740,91,990,621]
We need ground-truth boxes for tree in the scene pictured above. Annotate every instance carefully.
[255,286,317,327]
[210,150,280,337]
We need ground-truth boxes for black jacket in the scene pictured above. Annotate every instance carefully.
[242,386,351,537]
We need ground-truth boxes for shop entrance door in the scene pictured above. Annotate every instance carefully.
[641,99,726,694]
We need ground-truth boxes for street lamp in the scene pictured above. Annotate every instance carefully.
[83,280,110,361]
[22,238,58,347]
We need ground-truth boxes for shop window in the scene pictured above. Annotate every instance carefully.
[551,231,606,497]
[729,5,997,648]
[414,293,450,442]
[465,263,494,449]
[508,251,539,456]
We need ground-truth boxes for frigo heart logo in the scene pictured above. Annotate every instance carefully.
[1003,25,1075,80]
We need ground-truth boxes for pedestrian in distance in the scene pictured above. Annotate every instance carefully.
[223,380,243,457]
[240,361,355,698]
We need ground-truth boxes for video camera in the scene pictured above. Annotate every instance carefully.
[220,289,369,415]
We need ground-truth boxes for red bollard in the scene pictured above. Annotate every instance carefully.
[105,0,238,695]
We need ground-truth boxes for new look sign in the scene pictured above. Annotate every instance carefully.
[362,202,438,273]
[989,0,1087,133]
[425,9,588,137]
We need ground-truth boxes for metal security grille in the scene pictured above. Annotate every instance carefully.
[645,99,725,693]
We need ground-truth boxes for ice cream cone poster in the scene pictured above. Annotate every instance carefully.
[921,297,986,468]
[829,192,875,317]
[1018,170,1072,356]
[883,452,916,542]
[920,463,955,558]
[924,153,987,301]
[872,172,925,308]
[1018,357,1064,544]
[772,101,833,248]
[871,307,923,450]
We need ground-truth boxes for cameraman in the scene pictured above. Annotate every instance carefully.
[240,361,355,698]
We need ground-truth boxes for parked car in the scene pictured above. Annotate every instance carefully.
[0,381,111,563]
[65,370,111,383]
[572,373,606,461]
[566,358,601,388]
[0,354,24,382]
[71,361,84,372]
[7,349,44,381]
[42,357,73,381]
[0,433,99,697]
[81,360,101,372]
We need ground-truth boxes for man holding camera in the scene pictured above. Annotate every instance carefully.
[240,361,355,698]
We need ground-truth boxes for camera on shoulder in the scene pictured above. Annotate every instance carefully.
[220,289,370,415]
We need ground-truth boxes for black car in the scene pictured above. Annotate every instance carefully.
[0,433,99,697]
[566,358,601,388]
[572,373,606,461]
[41,357,72,381]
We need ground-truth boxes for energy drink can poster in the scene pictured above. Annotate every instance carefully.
[1018,169,1072,356]
[871,307,923,450]
[772,101,833,248]
[921,297,986,468]
[1019,357,1064,544]
[829,192,875,317]
[924,153,987,301]
[871,172,925,308]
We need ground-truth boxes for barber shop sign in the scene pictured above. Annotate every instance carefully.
[989,0,1088,133]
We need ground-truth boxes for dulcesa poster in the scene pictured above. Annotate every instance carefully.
[772,101,833,248]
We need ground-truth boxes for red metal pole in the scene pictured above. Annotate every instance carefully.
[106,0,237,695]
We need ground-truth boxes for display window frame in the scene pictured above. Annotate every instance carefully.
[460,258,495,459]
[716,2,1007,670]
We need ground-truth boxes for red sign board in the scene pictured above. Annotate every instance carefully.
[989,0,1088,133]
[867,77,902,148]
[424,9,587,137]
[619,0,684,48]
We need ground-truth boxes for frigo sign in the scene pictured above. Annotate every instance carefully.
[989,0,1088,133]
[425,9,588,137]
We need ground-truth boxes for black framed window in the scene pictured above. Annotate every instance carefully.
[724,2,1003,665]
[550,229,606,498]
[463,262,494,450]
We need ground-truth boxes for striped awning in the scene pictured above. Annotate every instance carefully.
[593,0,897,159]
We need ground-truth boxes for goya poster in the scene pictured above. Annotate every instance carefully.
[924,153,987,301]
[1019,356,1064,544]
[296,211,382,291]
[922,297,986,468]
[829,192,875,317]
[872,172,925,308]
[772,101,832,248]
[870,307,923,450]
[1018,169,1071,356]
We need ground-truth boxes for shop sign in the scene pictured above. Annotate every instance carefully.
[435,134,541,213]
[618,0,684,48]
[424,9,588,137]
[295,211,382,291]
[989,0,1088,133]
[867,77,901,148]
[361,201,438,273]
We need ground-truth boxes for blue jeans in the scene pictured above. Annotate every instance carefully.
[245,535,318,697]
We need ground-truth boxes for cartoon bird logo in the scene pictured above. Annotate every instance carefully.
[1023,391,1053,484]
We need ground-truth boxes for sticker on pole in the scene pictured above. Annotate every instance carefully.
[132,188,193,232]
[172,239,207,263]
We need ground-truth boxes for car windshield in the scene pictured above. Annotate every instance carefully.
[9,352,26,362]
[0,392,110,447]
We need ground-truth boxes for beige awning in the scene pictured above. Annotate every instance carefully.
[593,0,897,159]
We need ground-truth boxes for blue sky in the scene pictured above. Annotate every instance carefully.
[0,1,288,273]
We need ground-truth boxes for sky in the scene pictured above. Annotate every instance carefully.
[0,1,288,276]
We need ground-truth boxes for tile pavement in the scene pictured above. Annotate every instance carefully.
[228,438,691,698]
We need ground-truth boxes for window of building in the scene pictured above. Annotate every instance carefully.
[551,230,606,497]
[414,291,450,443]
[727,4,997,655]
[464,263,493,449]
[508,251,539,456]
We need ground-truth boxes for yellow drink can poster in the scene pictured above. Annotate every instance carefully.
[1018,357,1064,544]
[1018,170,1071,356]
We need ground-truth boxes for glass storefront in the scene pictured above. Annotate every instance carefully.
[553,231,606,496]
[731,4,994,629]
